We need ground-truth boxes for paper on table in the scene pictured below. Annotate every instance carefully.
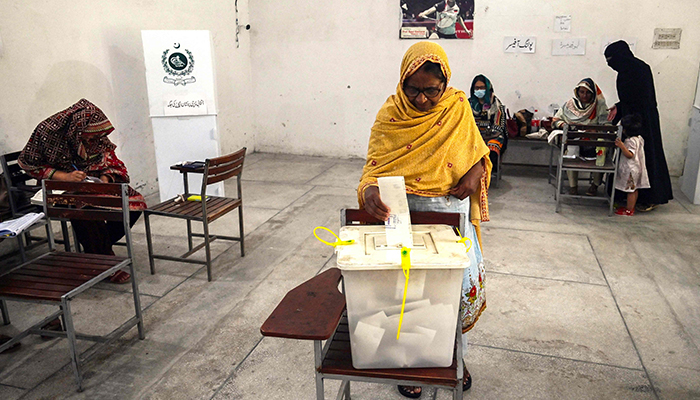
[377,176,413,250]
[0,212,45,237]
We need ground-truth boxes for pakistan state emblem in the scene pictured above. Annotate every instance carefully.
[161,43,196,86]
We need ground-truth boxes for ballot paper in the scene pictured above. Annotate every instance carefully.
[377,176,412,249]
[351,299,456,368]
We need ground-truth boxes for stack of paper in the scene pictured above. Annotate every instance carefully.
[351,299,455,368]
[0,212,45,237]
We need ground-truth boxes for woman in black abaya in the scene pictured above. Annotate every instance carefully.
[604,40,673,209]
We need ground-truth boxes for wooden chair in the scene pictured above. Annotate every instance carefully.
[261,209,466,400]
[143,148,246,281]
[0,180,145,391]
[1,151,73,261]
[554,124,622,215]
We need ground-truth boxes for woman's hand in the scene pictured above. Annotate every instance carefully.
[449,159,484,200]
[607,105,617,122]
[363,186,391,221]
[99,175,110,183]
[53,170,87,182]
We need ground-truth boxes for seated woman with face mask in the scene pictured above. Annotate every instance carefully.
[469,75,507,173]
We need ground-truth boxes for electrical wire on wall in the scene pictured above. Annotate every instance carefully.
[235,0,251,49]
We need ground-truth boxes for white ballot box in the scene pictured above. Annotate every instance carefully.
[336,224,469,369]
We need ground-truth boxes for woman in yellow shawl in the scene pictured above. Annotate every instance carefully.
[358,41,491,398]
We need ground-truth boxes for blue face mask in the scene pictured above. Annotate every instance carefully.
[474,89,486,99]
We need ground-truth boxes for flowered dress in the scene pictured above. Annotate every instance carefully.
[615,136,650,192]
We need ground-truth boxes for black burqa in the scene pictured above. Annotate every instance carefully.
[605,40,673,205]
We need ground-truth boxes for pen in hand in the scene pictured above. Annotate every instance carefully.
[65,164,87,182]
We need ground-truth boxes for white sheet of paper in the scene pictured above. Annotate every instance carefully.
[503,36,536,53]
[552,38,586,56]
[377,176,413,249]
[554,15,571,32]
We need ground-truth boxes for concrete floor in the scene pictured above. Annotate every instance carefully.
[1,152,699,400]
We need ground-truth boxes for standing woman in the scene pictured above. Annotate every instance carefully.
[469,75,507,173]
[604,40,673,209]
[19,99,146,283]
[359,42,491,398]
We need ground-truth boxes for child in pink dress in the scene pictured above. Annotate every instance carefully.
[614,114,650,216]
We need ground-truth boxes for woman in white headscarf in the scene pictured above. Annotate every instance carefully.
[552,78,610,196]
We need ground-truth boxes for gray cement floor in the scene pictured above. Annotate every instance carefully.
[1,152,699,399]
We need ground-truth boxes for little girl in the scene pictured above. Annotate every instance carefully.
[614,114,650,216]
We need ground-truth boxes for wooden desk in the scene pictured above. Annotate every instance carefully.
[261,268,464,400]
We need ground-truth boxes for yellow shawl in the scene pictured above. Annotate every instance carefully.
[358,41,492,245]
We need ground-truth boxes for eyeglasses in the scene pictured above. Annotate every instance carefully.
[403,83,444,99]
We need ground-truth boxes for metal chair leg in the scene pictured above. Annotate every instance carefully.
[60,220,72,252]
[1,300,10,325]
[202,220,212,282]
[72,223,82,252]
[186,220,194,251]
[455,328,464,400]
[62,299,83,391]
[548,144,555,184]
[144,213,156,275]
[238,206,245,257]
[609,176,616,216]
[495,151,501,188]
[129,262,145,339]
[555,168,563,213]
[314,340,325,400]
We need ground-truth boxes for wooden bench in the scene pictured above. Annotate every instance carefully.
[0,180,145,391]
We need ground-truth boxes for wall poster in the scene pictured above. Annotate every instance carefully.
[400,0,474,40]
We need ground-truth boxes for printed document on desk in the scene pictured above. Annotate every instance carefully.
[0,213,44,237]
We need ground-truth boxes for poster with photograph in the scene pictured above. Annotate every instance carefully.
[400,0,474,40]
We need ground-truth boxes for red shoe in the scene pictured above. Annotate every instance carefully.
[615,207,635,216]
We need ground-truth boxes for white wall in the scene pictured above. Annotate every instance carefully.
[0,0,255,197]
[1,0,698,185]
[250,0,700,176]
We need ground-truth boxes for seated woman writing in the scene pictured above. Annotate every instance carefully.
[18,99,146,284]
[469,74,507,173]
[552,78,610,196]
[358,42,491,398]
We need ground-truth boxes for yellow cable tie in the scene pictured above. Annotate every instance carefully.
[313,226,354,247]
[397,247,411,340]
[455,227,472,253]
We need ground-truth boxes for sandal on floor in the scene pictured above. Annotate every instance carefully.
[108,270,131,284]
[463,367,472,391]
[0,334,21,353]
[586,184,598,196]
[615,207,635,216]
[398,385,422,398]
[40,317,63,340]
[636,203,658,212]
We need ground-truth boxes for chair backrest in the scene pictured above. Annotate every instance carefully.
[1,151,40,217]
[562,124,622,148]
[341,208,464,233]
[201,147,246,195]
[42,180,133,257]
